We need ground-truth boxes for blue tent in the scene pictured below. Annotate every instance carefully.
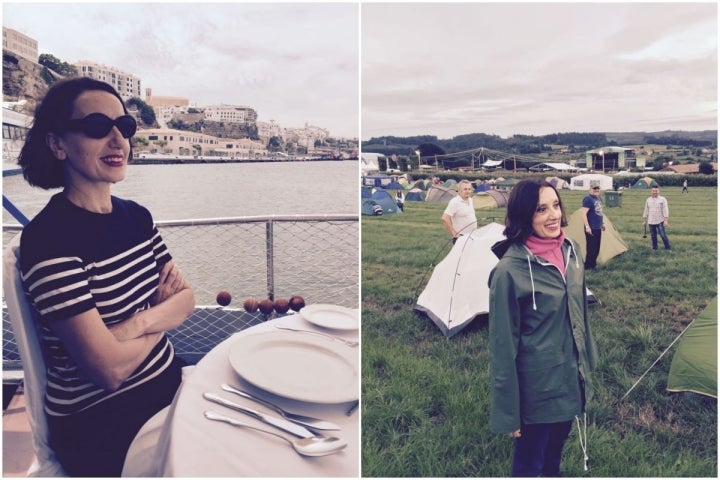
[383,181,405,191]
[362,199,384,216]
[371,189,402,214]
[405,188,426,201]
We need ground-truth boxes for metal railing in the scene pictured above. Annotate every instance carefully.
[3,214,359,371]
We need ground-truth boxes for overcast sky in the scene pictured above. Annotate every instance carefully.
[3,2,359,138]
[362,2,718,140]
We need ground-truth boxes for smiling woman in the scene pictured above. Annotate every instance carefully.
[488,178,598,477]
[16,77,195,476]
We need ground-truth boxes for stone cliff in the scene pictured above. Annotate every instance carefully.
[2,50,58,113]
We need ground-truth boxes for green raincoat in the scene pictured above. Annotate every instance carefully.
[488,237,598,434]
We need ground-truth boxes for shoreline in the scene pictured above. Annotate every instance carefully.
[130,156,356,165]
[2,158,358,176]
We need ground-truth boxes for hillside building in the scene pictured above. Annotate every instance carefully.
[133,127,269,158]
[2,27,38,62]
[212,137,268,158]
[75,60,142,100]
[257,120,283,142]
[144,88,189,108]
[133,128,219,156]
[203,105,257,125]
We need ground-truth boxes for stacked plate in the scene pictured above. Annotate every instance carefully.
[298,304,359,331]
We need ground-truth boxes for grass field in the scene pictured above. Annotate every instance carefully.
[361,185,717,477]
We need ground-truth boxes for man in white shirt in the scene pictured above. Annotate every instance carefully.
[442,179,477,244]
[642,186,672,251]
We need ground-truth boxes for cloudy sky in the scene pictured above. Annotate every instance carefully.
[3,2,359,138]
[362,2,717,140]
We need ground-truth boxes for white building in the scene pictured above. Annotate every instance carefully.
[152,105,194,129]
[212,138,268,158]
[133,128,219,156]
[257,120,284,142]
[75,60,142,100]
[203,105,257,124]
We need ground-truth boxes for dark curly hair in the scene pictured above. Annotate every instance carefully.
[17,77,130,189]
[503,178,567,242]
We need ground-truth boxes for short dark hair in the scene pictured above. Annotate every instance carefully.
[18,77,130,189]
[503,178,567,242]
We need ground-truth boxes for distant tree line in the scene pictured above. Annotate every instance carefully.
[363,132,608,157]
[643,135,716,148]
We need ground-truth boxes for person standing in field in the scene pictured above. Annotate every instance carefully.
[488,178,597,477]
[441,179,477,244]
[396,190,405,211]
[580,183,604,271]
[682,179,688,194]
[642,186,672,251]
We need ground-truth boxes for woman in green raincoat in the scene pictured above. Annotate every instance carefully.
[488,179,598,477]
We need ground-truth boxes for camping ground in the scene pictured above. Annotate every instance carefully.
[361,186,717,477]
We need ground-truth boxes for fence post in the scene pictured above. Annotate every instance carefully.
[266,220,274,300]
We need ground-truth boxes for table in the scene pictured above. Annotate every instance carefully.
[123,311,359,477]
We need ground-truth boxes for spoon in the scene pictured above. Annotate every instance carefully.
[221,383,340,431]
[204,411,347,457]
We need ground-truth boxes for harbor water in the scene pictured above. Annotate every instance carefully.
[3,161,360,308]
[3,161,359,222]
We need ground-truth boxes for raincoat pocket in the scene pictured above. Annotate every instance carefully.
[517,349,568,402]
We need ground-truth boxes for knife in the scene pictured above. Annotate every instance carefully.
[203,392,316,439]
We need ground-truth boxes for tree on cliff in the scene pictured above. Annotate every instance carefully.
[127,97,158,127]
[268,136,283,152]
[38,54,77,76]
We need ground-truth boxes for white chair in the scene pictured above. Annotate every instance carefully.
[3,233,67,476]
[5,233,194,477]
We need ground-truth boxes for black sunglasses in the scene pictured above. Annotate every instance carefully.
[64,113,137,139]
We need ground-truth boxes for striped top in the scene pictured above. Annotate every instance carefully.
[19,194,175,417]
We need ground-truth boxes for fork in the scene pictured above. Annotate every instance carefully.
[220,384,340,431]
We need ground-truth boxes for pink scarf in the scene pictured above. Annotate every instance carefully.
[525,231,566,278]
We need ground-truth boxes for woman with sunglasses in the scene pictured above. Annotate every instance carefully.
[17,77,195,476]
[488,179,598,477]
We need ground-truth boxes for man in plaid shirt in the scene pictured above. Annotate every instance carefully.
[642,186,672,251]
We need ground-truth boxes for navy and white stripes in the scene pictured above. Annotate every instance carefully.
[20,194,175,417]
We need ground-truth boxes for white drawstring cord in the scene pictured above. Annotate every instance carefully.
[526,256,537,310]
[568,239,580,269]
[575,413,589,471]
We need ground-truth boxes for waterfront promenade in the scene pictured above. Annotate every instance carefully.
[131,155,356,165]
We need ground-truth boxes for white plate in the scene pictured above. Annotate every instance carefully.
[228,330,358,403]
[299,304,359,330]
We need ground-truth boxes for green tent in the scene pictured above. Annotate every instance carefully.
[667,297,717,398]
[472,189,509,209]
[565,208,628,264]
[632,176,660,188]
[495,178,520,190]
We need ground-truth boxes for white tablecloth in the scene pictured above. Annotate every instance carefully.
[124,312,359,477]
